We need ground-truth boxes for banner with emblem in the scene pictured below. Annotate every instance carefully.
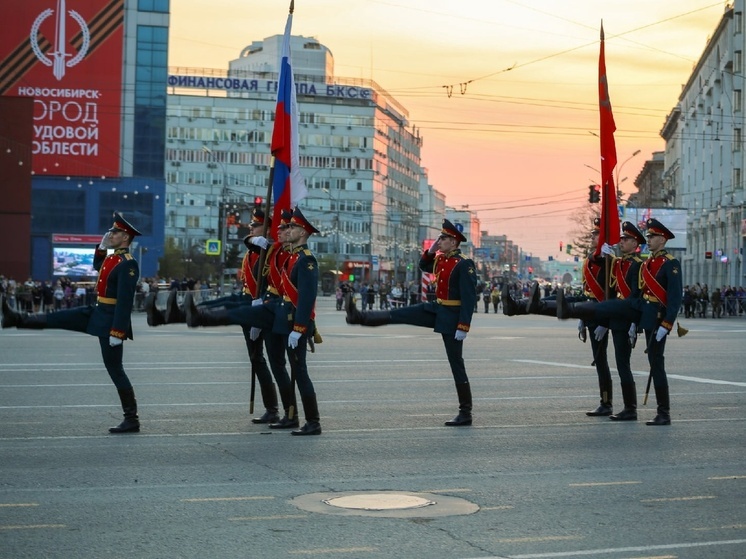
[0,0,124,177]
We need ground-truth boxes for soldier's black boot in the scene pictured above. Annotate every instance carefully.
[269,386,300,429]
[185,293,231,327]
[556,290,597,320]
[646,385,671,426]
[610,383,637,421]
[1,297,22,328]
[291,395,322,436]
[445,382,473,426]
[346,294,391,326]
[109,388,140,433]
[165,290,186,324]
[252,383,280,424]
[501,284,523,316]
[532,299,557,316]
[144,293,165,326]
[586,379,613,416]
[2,299,47,329]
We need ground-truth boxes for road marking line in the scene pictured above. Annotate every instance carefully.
[288,547,377,555]
[569,481,642,487]
[640,495,716,502]
[495,536,582,544]
[181,496,274,502]
[230,514,307,521]
[513,360,746,386]
[480,505,514,510]
[423,488,472,494]
[0,524,66,530]
[692,523,746,531]
[0,503,38,507]
[708,475,746,480]
[494,538,746,558]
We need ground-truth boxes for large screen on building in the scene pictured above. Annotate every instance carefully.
[52,246,98,278]
[0,0,124,177]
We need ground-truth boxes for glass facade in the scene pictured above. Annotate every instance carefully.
[137,0,169,13]
[99,192,154,236]
[31,190,87,234]
[134,25,168,177]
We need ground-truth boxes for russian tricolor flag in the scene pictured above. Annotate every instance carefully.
[270,6,307,239]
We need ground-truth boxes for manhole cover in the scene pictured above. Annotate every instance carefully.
[292,490,479,518]
[324,493,435,511]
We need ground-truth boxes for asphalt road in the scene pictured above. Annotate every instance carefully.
[1,297,745,559]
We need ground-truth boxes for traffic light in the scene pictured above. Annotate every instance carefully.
[588,184,601,203]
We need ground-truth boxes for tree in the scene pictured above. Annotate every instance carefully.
[567,204,600,258]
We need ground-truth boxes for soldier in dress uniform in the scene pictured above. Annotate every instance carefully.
[598,221,645,421]
[556,218,682,426]
[184,208,322,436]
[249,208,297,429]
[345,219,478,426]
[578,218,615,417]
[2,213,143,433]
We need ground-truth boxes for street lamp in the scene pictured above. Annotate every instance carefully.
[322,187,342,280]
[616,149,641,200]
[202,146,229,292]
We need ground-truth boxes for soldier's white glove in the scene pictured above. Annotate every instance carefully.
[109,336,123,347]
[249,327,261,341]
[249,236,269,250]
[655,326,669,342]
[454,330,467,342]
[288,331,302,349]
[600,243,614,256]
[578,320,587,343]
[252,298,263,306]
[99,232,112,250]
[594,325,608,341]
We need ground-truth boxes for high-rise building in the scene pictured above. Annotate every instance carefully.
[1,0,168,280]
[166,34,426,284]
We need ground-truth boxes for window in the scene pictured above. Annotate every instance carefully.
[138,0,169,13]
[734,128,742,152]
[735,50,742,73]
[735,90,742,112]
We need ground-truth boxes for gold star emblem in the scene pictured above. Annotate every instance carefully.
[307,263,315,271]
[672,268,679,274]
[129,270,135,276]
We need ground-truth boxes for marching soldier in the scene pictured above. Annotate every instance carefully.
[510,219,613,414]
[345,219,477,426]
[556,218,682,426]
[2,213,143,433]
[237,207,280,424]
[184,208,322,436]
[248,208,297,429]
[599,221,645,421]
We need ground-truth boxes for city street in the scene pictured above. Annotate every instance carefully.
[1,297,744,559]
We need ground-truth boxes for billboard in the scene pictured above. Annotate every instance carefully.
[0,0,124,177]
[619,207,688,251]
[51,233,100,278]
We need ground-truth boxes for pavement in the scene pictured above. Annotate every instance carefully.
[1,296,745,558]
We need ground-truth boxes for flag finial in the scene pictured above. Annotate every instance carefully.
[289,0,294,15]
[600,20,604,41]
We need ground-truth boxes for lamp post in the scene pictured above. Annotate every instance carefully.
[615,149,641,200]
[202,146,229,292]
[322,187,342,281]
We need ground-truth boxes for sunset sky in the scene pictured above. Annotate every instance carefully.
[169,0,727,258]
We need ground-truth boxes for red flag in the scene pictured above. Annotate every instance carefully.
[595,22,620,256]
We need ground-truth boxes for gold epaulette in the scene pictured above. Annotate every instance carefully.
[303,248,313,256]
[124,253,134,260]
